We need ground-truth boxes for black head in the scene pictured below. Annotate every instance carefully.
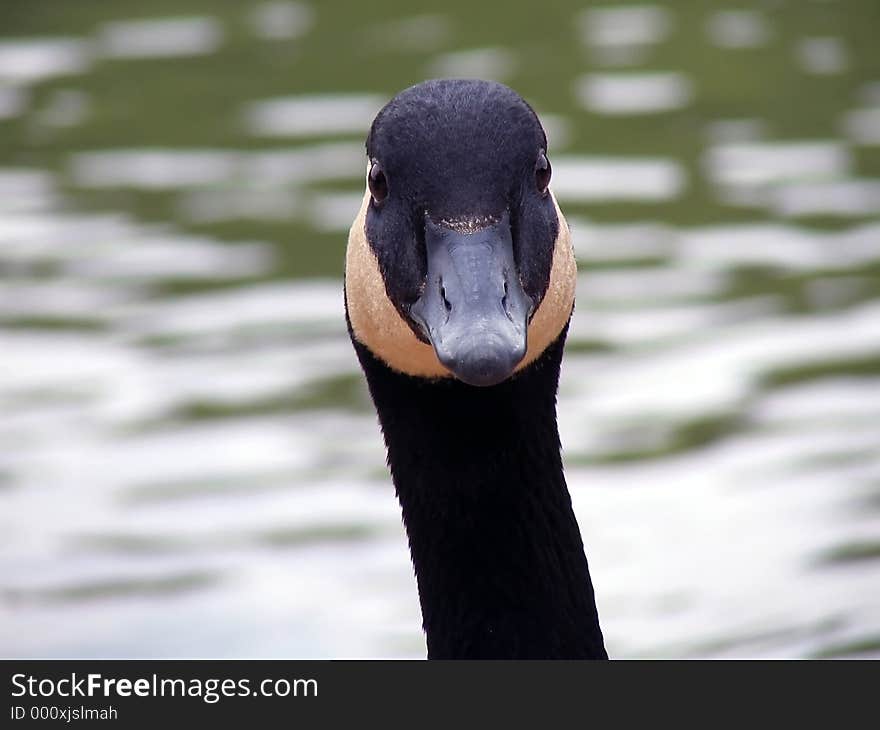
[346,79,575,386]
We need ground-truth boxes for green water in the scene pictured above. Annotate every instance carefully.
[3,1,879,279]
[1,1,879,658]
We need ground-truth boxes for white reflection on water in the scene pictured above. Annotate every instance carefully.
[249,2,315,41]
[843,107,880,146]
[245,143,365,184]
[2,169,880,657]
[705,140,851,188]
[67,143,366,231]
[753,378,880,425]
[568,295,778,348]
[0,281,133,319]
[97,17,223,59]
[0,86,27,120]
[771,179,880,218]
[1,210,274,283]
[704,140,852,206]
[363,14,452,53]
[168,143,367,223]
[179,188,299,223]
[564,300,880,421]
[0,38,92,85]
[677,222,880,270]
[796,37,848,76]
[574,72,693,115]
[539,113,573,151]
[577,5,671,65]
[65,237,274,281]
[425,48,517,82]
[181,187,356,228]
[568,218,675,261]
[569,446,880,658]
[243,95,385,138]
[123,281,343,339]
[0,169,57,211]
[306,192,367,232]
[553,156,685,202]
[861,82,880,105]
[706,10,770,49]
[2,13,880,658]
[69,149,241,189]
[578,5,671,48]
[578,267,726,306]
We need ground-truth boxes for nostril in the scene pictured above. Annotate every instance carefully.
[440,279,452,313]
[501,278,520,325]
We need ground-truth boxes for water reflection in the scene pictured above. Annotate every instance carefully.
[243,95,385,138]
[844,106,880,145]
[426,48,518,81]
[97,17,223,59]
[0,38,91,84]
[706,9,771,49]
[249,2,314,41]
[574,72,693,115]
[1,0,879,659]
[552,156,685,201]
[577,5,672,66]
[796,37,849,76]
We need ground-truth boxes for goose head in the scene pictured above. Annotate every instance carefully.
[345,79,576,387]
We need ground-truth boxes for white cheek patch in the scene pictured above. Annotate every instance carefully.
[345,189,576,380]
[345,191,448,378]
[521,193,577,370]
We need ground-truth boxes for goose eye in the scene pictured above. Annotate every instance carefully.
[368,161,388,204]
[535,151,551,195]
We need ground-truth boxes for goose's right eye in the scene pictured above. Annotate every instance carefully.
[535,150,551,196]
[368,161,389,204]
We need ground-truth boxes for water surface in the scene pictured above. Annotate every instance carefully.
[1,0,879,658]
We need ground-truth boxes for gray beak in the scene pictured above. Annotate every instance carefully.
[410,211,533,387]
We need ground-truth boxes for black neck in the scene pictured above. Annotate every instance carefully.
[351,326,606,659]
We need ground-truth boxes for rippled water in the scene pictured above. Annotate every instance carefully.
[1,1,879,658]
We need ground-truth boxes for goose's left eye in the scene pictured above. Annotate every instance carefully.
[368,161,389,204]
[535,151,551,195]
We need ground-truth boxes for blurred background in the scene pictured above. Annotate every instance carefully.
[1,0,879,658]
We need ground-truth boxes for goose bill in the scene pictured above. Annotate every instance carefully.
[410,211,533,387]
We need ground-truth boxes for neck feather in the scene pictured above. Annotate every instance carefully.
[352,325,606,659]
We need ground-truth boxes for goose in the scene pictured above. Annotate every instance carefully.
[344,79,607,659]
